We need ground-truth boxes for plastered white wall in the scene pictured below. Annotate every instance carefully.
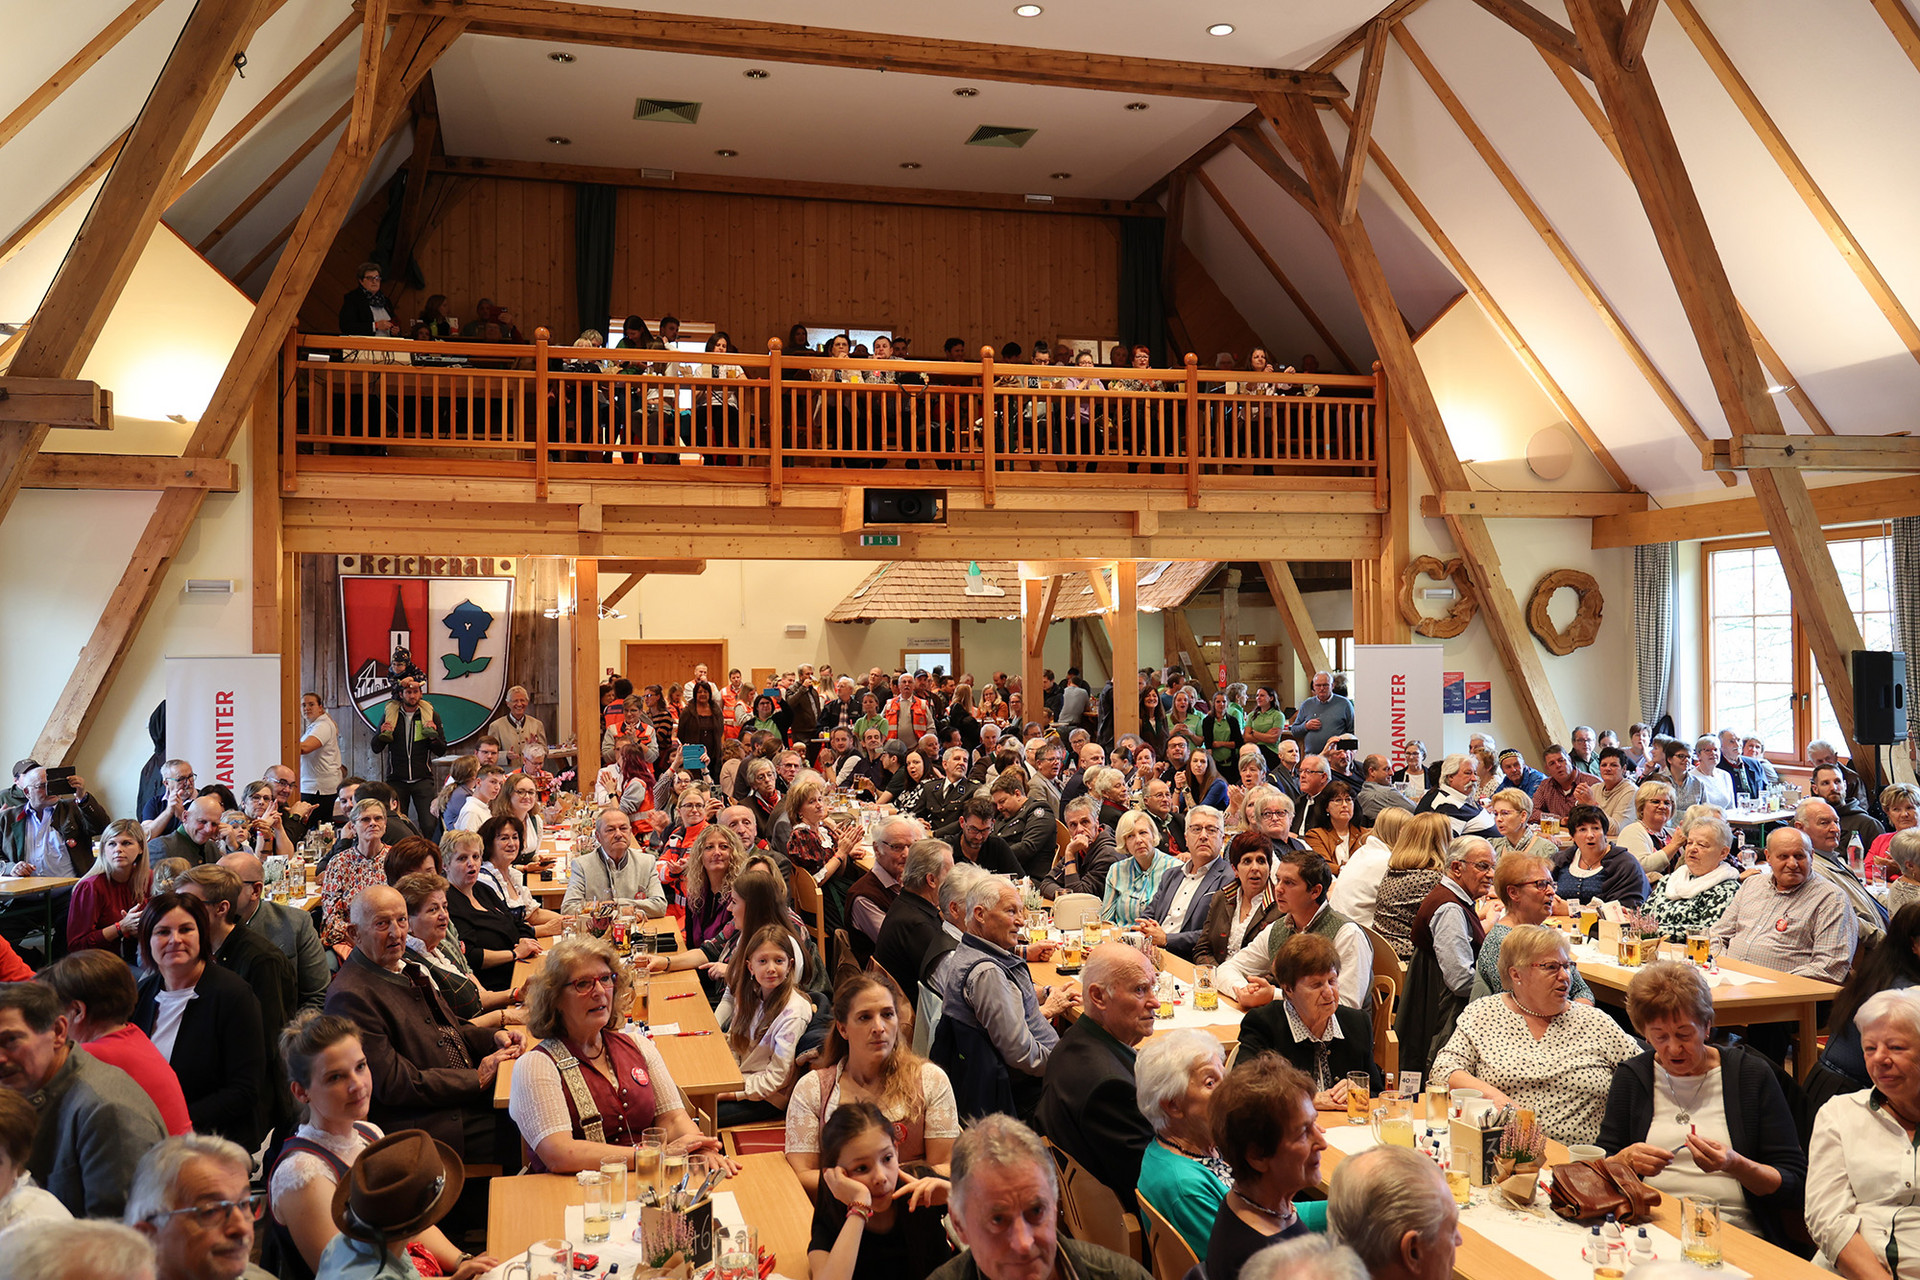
[0,227,257,807]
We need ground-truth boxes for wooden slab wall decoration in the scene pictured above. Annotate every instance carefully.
[1527,569,1604,656]
[1397,556,1478,638]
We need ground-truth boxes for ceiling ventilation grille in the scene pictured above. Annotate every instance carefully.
[634,98,701,124]
[965,125,1036,148]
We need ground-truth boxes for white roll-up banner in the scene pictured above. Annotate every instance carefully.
[1351,645,1445,763]
[165,655,283,794]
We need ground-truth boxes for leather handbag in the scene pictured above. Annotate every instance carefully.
[1546,1156,1663,1224]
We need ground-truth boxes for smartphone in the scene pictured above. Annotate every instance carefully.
[43,767,76,798]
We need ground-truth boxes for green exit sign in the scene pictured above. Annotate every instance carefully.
[860,534,901,547]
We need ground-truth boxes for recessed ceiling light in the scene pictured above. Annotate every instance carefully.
[1050,171,1072,180]
[547,135,571,146]
[1124,101,1150,111]
[547,50,575,63]
[899,161,921,170]
[715,148,737,158]
[1207,22,1235,36]
[953,87,979,97]
[743,68,770,79]
[1014,4,1044,15]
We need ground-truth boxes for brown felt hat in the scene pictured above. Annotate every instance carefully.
[331,1130,464,1243]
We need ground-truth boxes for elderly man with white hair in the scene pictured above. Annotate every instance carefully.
[1808,987,1920,1278]
[1242,1237,1368,1280]
[1709,826,1858,983]
[1036,943,1157,1208]
[485,685,546,767]
[126,1134,275,1280]
[1327,1144,1461,1280]
[2,1219,155,1280]
[1132,1029,1231,1263]
[1397,836,1498,1081]
[928,1114,1152,1280]
[928,876,1078,1118]
[1413,754,1497,838]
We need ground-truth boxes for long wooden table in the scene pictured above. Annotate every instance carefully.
[495,930,745,1131]
[1563,935,1837,1082]
[1318,1122,1823,1280]
[487,1152,813,1272]
[0,875,78,946]
[1028,947,1248,1046]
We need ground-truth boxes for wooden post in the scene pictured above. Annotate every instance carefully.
[1184,352,1200,508]
[573,558,602,783]
[979,346,996,508]
[1564,0,1870,759]
[1111,560,1139,741]
[950,617,964,679]
[767,338,784,505]
[1221,569,1241,686]
[1021,577,1047,731]
[1069,617,1084,678]
[279,327,299,493]
[251,375,281,656]
[533,326,550,498]
[1259,561,1334,679]
[281,550,301,769]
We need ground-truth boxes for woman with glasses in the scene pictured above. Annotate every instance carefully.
[489,770,547,863]
[508,935,731,1175]
[1599,963,1803,1248]
[1432,924,1638,1146]
[1477,853,1594,1003]
[1641,815,1742,943]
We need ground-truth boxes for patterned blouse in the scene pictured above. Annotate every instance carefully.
[1432,996,1639,1146]
[320,844,387,948]
[1642,865,1742,942]
[1101,851,1178,926]
[1372,867,1443,961]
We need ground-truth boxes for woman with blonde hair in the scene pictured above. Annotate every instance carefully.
[1618,780,1682,873]
[1371,811,1455,961]
[683,823,746,951]
[67,818,151,960]
[1102,809,1179,925]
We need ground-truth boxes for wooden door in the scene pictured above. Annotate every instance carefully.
[623,639,728,695]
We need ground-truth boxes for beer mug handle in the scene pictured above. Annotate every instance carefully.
[503,1264,529,1280]
[1368,1107,1383,1143]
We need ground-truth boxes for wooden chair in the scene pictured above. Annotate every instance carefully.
[1136,1191,1199,1280]
[1056,820,1071,855]
[720,1122,788,1157]
[1371,973,1400,1078]
[1048,1140,1142,1262]
[788,866,832,974]
[1052,893,1101,930]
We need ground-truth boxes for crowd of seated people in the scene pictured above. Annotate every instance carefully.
[3,651,1918,1280]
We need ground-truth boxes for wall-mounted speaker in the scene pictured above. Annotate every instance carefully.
[1853,649,1908,745]
[863,488,946,525]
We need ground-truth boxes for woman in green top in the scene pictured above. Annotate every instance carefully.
[851,690,888,744]
[1173,688,1207,739]
[1485,789,1557,860]
[1102,811,1179,925]
[1243,687,1286,770]
[749,693,787,741]
[1225,683,1251,729]
[1136,1029,1233,1261]
[1477,851,1595,1002]
[1200,691,1245,771]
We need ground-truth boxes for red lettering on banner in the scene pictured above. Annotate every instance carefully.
[1388,674,1408,758]
[213,690,237,787]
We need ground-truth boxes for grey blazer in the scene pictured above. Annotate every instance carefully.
[560,847,667,915]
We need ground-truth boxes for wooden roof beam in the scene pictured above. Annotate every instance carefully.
[1392,25,1732,486]
[0,379,111,430]
[1469,0,1591,77]
[1191,169,1359,375]
[1309,0,1436,73]
[1324,97,1636,491]
[348,0,390,155]
[25,453,237,491]
[1565,0,1869,761]
[31,13,463,765]
[1258,561,1332,676]
[1226,129,1320,221]
[1338,19,1390,225]
[1026,575,1066,658]
[1422,490,1651,517]
[602,571,646,608]
[0,0,266,534]
[1666,0,1920,369]
[1261,88,1565,751]
[1533,48,1833,436]
[1592,474,1920,548]
[383,0,1344,101]
[174,13,360,199]
[1870,0,1920,77]
[1707,435,1920,472]
[0,0,166,151]
[1618,0,1660,70]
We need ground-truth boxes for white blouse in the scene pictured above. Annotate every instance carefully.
[729,990,814,1102]
[508,1028,685,1152]
[1808,1089,1920,1276]
[1644,1065,1753,1233]
[784,1062,960,1155]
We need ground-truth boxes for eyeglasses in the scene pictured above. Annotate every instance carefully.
[1530,962,1576,977]
[568,973,617,994]
[146,1196,264,1229]
[1516,879,1556,892]
[513,788,538,797]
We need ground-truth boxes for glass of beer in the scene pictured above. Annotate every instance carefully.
[1371,1098,1415,1147]
[1346,1071,1371,1125]
[1194,965,1219,1012]
[1681,1196,1723,1268]
[1616,934,1639,967]
[577,1170,610,1243]
[637,1130,666,1201]
[1061,930,1084,968]
[1579,903,1599,937]
[1687,932,1711,965]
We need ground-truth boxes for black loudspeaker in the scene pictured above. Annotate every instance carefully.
[1853,649,1908,744]
[863,488,946,525]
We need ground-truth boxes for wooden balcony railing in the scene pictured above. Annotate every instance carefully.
[280,329,1385,506]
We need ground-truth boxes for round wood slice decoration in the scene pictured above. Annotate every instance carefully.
[1397,556,1478,639]
[1527,569,1604,655]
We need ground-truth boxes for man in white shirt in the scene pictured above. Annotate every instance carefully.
[1218,848,1370,1009]
[486,685,547,767]
[297,694,344,809]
